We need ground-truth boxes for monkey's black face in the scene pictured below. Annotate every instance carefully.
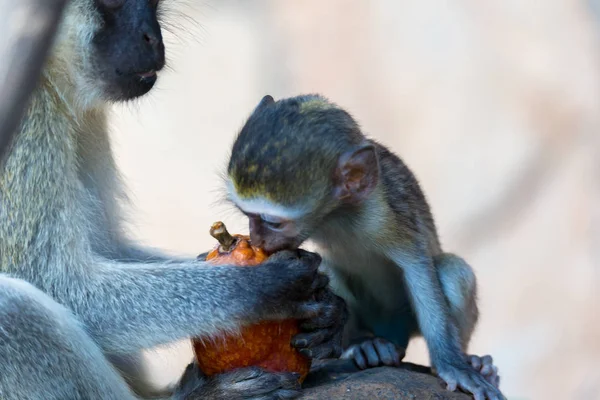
[248,214,305,254]
[92,0,165,101]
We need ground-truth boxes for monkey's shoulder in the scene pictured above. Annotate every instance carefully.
[368,141,439,242]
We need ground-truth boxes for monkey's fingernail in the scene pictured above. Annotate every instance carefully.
[292,339,308,347]
[299,349,312,357]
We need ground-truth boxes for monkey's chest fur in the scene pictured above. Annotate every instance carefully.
[313,234,418,344]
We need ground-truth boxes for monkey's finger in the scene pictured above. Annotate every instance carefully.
[293,301,324,320]
[455,372,504,400]
[360,340,380,367]
[437,371,458,392]
[479,355,495,376]
[480,355,494,365]
[444,378,458,392]
[291,330,327,348]
[341,345,367,370]
[311,273,330,292]
[222,368,301,396]
[220,366,264,383]
[468,355,482,370]
[372,338,394,366]
[295,249,322,270]
[391,343,406,366]
[480,364,494,378]
[299,306,338,330]
[299,343,335,360]
[266,250,298,265]
[456,377,484,400]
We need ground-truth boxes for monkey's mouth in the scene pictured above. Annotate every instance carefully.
[106,68,160,100]
[137,70,157,84]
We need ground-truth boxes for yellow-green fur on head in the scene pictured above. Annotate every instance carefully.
[228,94,364,208]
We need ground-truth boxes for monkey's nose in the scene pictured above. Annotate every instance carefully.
[249,232,264,248]
[252,236,265,248]
[141,24,165,64]
[141,22,164,51]
[143,31,164,54]
[143,31,159,47]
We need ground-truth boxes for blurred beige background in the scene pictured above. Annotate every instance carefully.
[109,1,600,399]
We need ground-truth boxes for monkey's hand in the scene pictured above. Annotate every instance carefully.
[435,358,506,400]
[290,273,348,360]
[174,361,300,400]
[249,249,325,322]
[340,337,405,369]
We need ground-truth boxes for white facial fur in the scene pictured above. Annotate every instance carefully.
[47,0,106,110]
[226,179,308,220]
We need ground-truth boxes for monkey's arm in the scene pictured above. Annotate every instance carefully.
[387,248,504,400]
[64,252,322,356]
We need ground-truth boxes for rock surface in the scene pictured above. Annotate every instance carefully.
[300,360,470,399]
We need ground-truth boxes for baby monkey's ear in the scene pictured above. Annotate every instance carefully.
[334,144,379,204]
[255,95,275,111]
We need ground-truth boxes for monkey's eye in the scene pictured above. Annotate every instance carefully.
[264,221,284,230]
[260,215,285,231]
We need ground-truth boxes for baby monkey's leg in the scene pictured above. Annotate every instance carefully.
[435,253,500,388]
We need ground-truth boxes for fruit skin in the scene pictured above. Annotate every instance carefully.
[192,222,311,382]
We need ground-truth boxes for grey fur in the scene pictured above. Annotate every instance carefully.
[0,3,330,399]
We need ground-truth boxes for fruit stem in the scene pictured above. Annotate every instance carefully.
[210,222,236,252]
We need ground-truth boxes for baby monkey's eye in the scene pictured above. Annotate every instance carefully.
[260,215,285,230]
[264,221,284,229]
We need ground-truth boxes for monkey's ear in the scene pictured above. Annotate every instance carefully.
[256,95,275,111]
[335,145,379,204]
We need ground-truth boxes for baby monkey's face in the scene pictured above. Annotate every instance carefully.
[227,94,381,253]
[246,212,305,254]
[227,193,314,253]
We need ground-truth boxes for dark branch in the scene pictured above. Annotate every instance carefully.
[0,0,70,163]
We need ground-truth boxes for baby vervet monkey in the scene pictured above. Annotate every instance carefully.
[226,94,505,400]
[0,1,346,399]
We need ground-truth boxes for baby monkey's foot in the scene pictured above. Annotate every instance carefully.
[468,354,500,388]
[340,337,405,369]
